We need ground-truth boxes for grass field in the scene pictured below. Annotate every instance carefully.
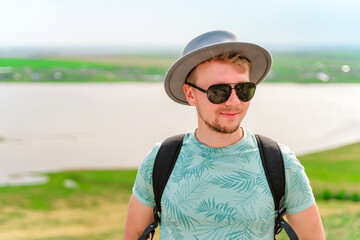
[1,142,360,239]
[269,51,360,83]
[0,56,174,83]
[299,142,360,201]
[0,50,360,83]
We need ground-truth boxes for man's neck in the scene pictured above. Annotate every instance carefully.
[195,126,244,148]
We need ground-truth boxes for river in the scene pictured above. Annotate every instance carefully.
[1,82,360,183]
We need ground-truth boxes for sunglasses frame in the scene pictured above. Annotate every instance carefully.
[185,81,256,104]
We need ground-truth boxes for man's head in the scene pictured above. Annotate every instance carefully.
[164,30,272,105]
[183,56,252,134]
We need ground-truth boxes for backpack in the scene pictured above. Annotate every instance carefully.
[139,134,299,240]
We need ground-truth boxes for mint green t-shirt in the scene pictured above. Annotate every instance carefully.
[133,128,315,240]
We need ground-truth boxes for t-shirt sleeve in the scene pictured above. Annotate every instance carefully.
[132,142,161,207]
[280,144,315,214]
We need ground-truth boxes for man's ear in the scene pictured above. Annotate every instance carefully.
[183,83,196,106]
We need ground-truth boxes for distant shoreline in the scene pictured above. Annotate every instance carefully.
[1,52,360,83]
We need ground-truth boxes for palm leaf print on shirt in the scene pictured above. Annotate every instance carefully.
[173,175,210,209]
[195,202,274,239]
[161,220,185,240]
[196,198,238,223]
[138,160,154,185]
[211,170,260,192]
[162,195,200,230]
[172,152,216,182]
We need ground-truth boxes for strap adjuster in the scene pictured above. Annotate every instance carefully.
[277,205,286,218]
[153,207,161,223]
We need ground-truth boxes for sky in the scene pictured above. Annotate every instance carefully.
[0,0,359,51]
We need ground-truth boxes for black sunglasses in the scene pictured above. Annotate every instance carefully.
[186,82,256,104]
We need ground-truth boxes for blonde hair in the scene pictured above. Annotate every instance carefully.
[186,52,252,84]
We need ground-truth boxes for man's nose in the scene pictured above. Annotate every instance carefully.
[224,88,241,105]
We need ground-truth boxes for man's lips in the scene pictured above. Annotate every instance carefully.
[220,112,240,118]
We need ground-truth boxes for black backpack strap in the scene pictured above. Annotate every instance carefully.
[153,134,186,214]
[255,134,299,240]
[138,134,185,240]
[255,134,285,211]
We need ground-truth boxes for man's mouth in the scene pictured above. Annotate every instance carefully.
[220,112,239,118]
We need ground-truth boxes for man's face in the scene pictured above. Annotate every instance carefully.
[184,61,251,134]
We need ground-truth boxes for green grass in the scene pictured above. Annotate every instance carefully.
[0,169,137,210]
[0,169,137,239]
[299,142,360,200]
[267,51,360,83]
[0,57,169,82]
[1,50,360,83]
[322,210,360,239]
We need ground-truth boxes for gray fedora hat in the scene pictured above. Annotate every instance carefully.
[164,30,272,105]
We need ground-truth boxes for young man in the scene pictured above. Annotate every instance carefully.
[124,30,325,239]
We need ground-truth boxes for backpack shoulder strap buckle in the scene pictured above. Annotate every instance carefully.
[153,207,161,223]
[277,196,286,219]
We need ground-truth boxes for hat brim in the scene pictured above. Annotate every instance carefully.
[164,42,272,105]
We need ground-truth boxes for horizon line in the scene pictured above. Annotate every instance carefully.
[0,44,360,57]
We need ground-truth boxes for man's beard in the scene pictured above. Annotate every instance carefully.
[197,106,241,134]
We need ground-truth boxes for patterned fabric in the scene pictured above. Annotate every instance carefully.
[133,128,315,240]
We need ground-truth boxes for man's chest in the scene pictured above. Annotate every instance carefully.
[159,153,276,238]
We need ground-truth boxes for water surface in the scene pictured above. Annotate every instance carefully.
[1,83,359,180]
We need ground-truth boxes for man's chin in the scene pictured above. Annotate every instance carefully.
[217,127,240,134]
[206,122,240,134]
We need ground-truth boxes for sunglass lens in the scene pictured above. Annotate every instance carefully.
[235,82,256,102]
[207,84,232,104]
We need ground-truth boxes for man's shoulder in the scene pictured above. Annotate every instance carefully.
[248,130,294,155]
[143,132,192,162]
[248,131,299,163]
[276,142,297,160]
[140,141,163,167]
